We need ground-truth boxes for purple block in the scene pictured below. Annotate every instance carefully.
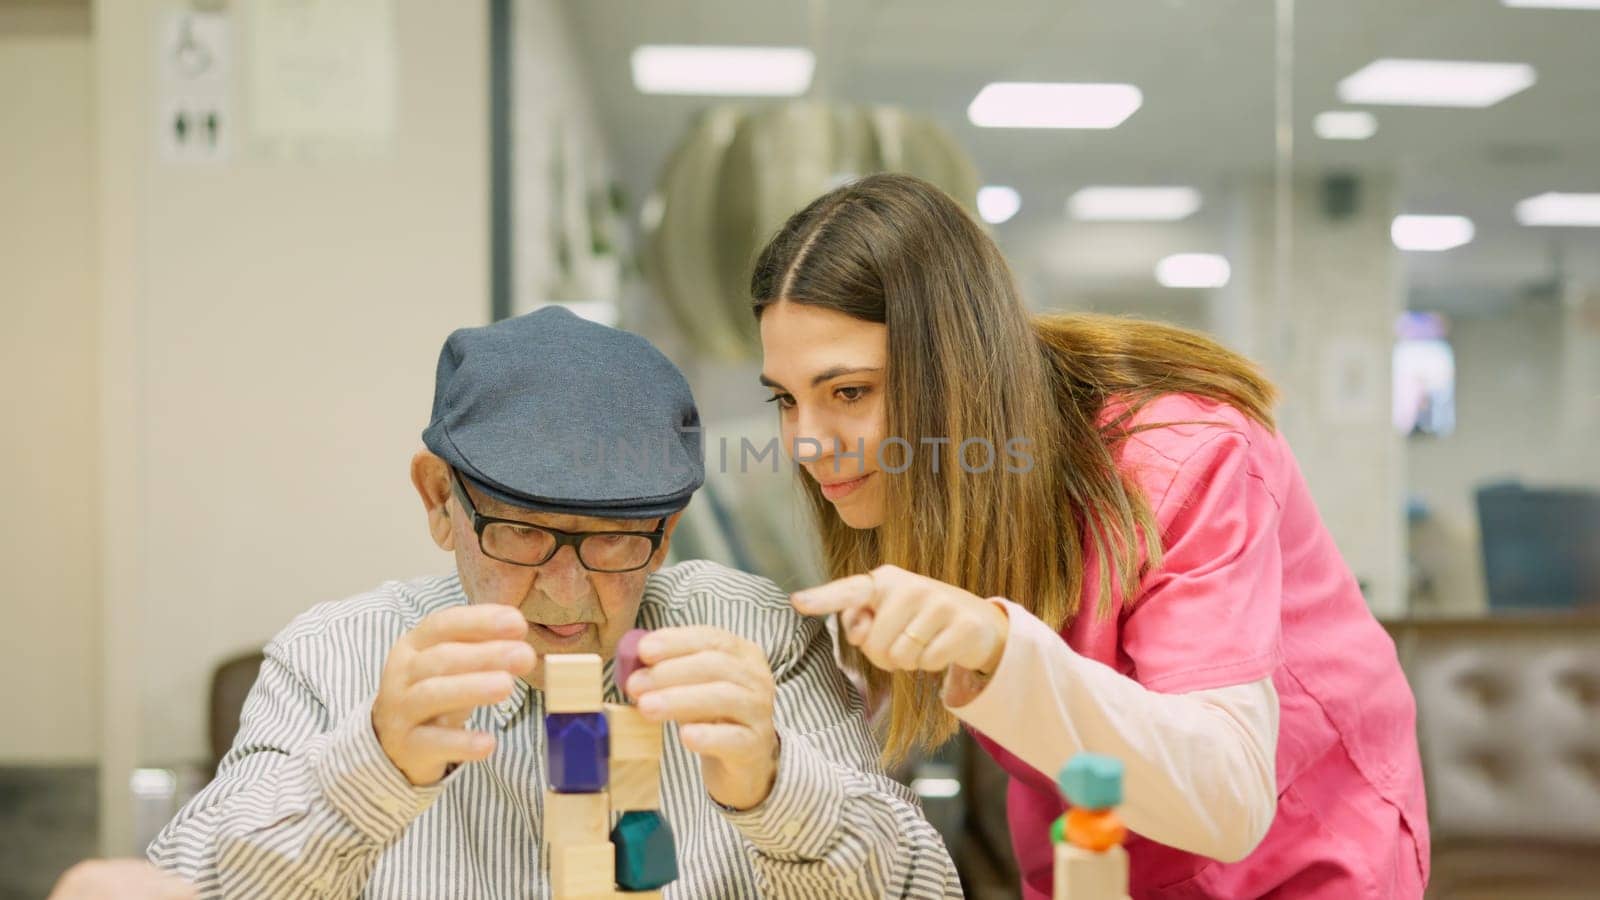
[616,629,647,701]
[545,712,608,793]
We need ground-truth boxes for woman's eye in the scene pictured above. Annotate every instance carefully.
[836,386,869,403]
[765,393,796,410]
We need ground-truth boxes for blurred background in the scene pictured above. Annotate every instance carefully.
[1,0,1596,897]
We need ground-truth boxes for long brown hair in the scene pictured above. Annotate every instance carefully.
[751,173,1277,763]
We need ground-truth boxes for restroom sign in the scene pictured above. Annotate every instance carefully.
[159,9,232,164]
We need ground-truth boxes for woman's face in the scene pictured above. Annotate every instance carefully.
[758,301,890,529]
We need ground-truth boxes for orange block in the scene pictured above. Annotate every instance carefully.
[1066,807,1127,852]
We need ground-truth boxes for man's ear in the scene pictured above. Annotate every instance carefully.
[410,450,455,550]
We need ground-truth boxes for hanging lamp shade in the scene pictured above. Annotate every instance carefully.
[642,101,980,362]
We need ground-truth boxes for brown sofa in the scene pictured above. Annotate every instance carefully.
[1386,616,1600,899]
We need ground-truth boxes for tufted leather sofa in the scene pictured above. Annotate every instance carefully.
[1386,616,1600,899]
[207,650,266,779]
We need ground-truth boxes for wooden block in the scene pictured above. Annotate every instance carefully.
[608,758,660,811]
[1053,842,1129,900]
[546,654,604,713]
[551,841,615,899]
[544,788,609,844]
[605,703,662,761]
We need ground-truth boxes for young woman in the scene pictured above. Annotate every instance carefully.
[752,173,1428,899]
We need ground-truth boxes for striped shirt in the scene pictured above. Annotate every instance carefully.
[148,560,963,899]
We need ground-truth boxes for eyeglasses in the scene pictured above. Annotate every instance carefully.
[448,469,666,573]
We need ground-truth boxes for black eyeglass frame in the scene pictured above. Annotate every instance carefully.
[447,468,667,573]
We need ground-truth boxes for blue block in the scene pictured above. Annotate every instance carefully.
[1056,752,1123,809]
[546,712,608,793]
[612,810,678,890]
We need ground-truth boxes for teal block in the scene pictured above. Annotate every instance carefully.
[1057,752,1123,809]
[611,810,678,890]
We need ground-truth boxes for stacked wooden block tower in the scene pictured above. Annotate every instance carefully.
[544,629,678,899]
[1052,753,1131,900]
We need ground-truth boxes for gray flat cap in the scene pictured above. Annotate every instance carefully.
[422,306,704,518]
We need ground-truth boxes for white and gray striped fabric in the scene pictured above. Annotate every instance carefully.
[148,560,964,899]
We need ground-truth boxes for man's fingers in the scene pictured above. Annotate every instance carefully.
[160,878,200,900]
[790,574,877,616]
[406,725,496,766]
[51,860,198,900]
[144,865,197,900]
[432,710,471,729]
[409,604,527,650]
[406,671,516,722]
[409,640,536,683]
[677,722,763,760]
[636,682,763,726]
[636,625,743,665]
[625,649,742,696]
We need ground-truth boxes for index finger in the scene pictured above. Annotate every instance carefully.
[409,604,528,650]
[157,872,200,900]
[790,574,877,616]
[637,625,745,665]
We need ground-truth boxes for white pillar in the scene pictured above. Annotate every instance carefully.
[1215,174,1408,617]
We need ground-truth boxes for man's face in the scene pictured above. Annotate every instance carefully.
[443,474,679,690]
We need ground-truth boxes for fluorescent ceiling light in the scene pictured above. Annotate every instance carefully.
[130,768,177,796]
[910,777,962,799]
[631,45,814,96]
[1314,110,1378,140]
[1503,0,1600,8]
[1392,215,1475,251]
[1338,59,1536,108]
[1068,186,1200,222]
[1515,192,1600,226]
[967,82,1142,129]
[1155,254,1231,289]
[977,186,1021,224]
[639,193,664,231]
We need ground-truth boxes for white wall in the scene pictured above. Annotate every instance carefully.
[1407,297,1600,613]
[1011,176,1408,617]
[0,14,99,764]
[89,1,489,851]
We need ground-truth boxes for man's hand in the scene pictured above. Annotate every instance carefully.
[372,604,535,786]
[48,860,196,900]
[792,565,1010,677]
[626,626,779,811]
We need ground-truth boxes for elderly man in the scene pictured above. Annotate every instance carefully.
[149,308,961,899]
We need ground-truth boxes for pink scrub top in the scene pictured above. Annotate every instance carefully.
[970,393,1429,899]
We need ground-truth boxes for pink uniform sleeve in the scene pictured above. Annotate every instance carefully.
[1123,428,1285,693]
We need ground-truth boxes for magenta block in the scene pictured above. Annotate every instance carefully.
[615,628,647,701]
[545,711,608,792]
